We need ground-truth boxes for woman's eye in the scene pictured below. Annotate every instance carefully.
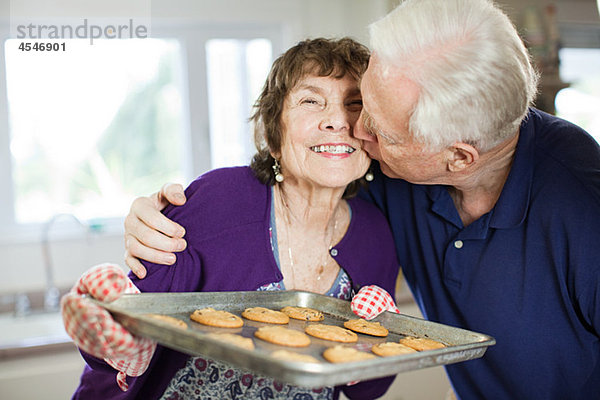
[347,99,363,110]
[302,99,319,105]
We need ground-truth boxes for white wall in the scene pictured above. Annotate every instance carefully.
[148,0,390,47]
[0,234,125,294]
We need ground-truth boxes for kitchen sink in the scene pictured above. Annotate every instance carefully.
[0,311,71,356]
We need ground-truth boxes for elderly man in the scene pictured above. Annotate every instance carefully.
[123,0,600,398]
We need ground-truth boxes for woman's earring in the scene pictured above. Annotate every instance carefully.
[273,159,284,183]
[365,169,374,182]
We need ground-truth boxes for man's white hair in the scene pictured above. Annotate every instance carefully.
[369,0,539,152]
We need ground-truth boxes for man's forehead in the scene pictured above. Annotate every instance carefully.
[360,56,393,113]
[361,55,393,102]
[360,54,420,137]
[359,61,377,107]
[365,54,404,89]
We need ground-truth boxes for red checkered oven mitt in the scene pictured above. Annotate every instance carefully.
[61,263,157,392]
[351,285,400,320]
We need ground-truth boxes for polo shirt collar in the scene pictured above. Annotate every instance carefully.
[425,109,536,230]
[489,109,536,229]
[426,185,463,228]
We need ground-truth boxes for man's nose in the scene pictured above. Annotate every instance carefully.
[354,110,378,143]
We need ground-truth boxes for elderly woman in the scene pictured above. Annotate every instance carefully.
[62,38,399,399]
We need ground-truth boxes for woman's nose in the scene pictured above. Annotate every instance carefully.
[319,103,351,133]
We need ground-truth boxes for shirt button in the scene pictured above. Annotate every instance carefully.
[330,248,338,256]
[454,240,463,249]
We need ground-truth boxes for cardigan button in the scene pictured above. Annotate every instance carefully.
[330,248,338,257]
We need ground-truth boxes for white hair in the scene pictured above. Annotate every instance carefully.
[369,0,539,152]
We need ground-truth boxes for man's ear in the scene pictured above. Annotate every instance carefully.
[446,142,479,172]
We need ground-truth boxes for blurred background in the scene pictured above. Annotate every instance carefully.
[0,0,598,398]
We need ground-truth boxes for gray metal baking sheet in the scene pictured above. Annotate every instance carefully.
[93,290,495,388]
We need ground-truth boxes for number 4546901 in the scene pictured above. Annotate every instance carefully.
[19,42,66,52]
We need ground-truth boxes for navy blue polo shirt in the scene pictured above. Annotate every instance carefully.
[362,108,600,399]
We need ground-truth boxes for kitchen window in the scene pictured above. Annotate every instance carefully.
[5,38,187,224]
[555,48,600,143]
[206,38,272,169]
[0,25,279,239]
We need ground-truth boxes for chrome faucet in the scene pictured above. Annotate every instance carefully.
[14,292,31,317]
[42,213,88,312]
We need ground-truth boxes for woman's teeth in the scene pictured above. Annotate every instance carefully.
[310,145,355,154]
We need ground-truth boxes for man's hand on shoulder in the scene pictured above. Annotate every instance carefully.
[124,183,188,278]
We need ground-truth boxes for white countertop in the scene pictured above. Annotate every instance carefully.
[0,312,73,358]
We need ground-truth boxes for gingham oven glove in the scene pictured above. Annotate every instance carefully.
[61,263,157,391]
[351,285,400,320]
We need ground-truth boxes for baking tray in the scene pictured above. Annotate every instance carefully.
[94,290,495,388]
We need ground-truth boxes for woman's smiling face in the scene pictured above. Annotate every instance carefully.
[277,74,370,190]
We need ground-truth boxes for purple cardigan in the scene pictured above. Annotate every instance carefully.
[72,167,400,399]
